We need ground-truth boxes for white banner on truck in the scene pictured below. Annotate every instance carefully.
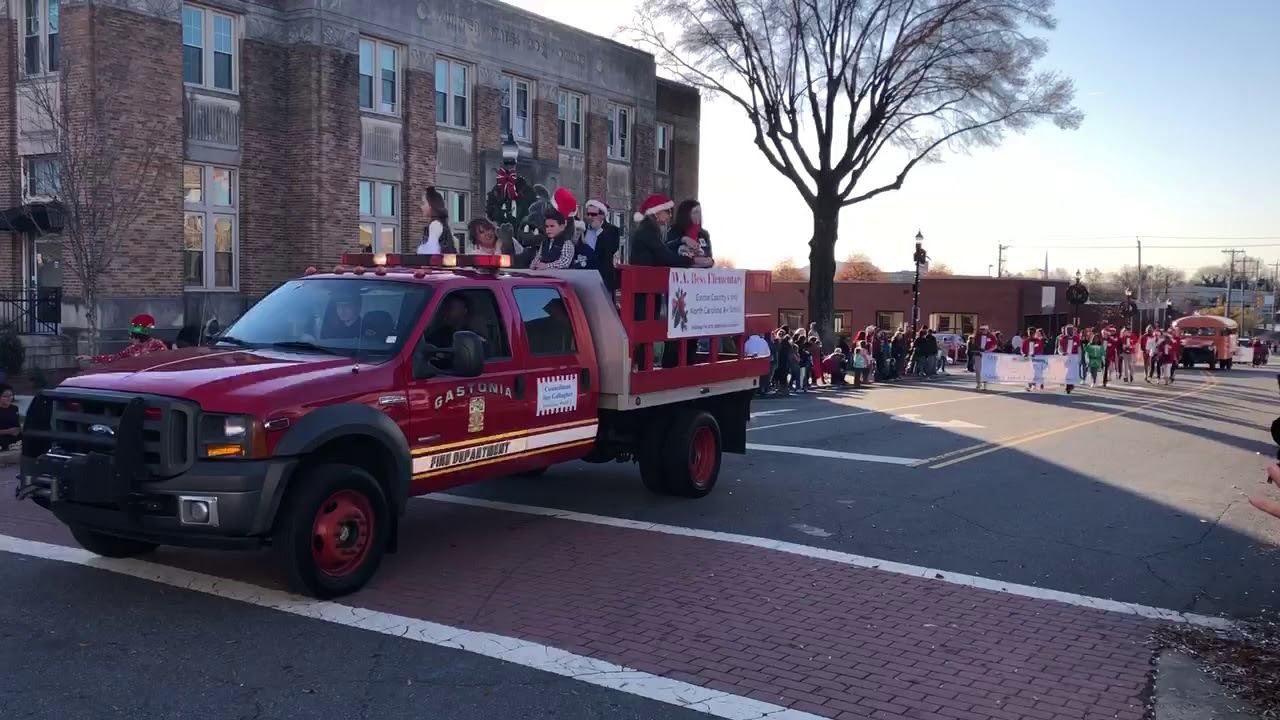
[667,269,746,339]
[980,353,1082,387]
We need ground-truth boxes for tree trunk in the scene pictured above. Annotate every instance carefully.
[807,194,840,345]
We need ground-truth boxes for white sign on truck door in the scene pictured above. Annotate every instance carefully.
[667,269,746,339]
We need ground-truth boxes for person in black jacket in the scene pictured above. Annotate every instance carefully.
[628,194,710,268]
[583,199,622,292]
[666,199,714,263]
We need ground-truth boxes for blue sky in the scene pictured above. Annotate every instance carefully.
[525,0,1280,276]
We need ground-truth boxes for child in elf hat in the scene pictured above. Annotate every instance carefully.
[80,314,170,364]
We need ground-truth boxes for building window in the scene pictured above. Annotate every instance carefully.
[833,311,852,337]
[183,164,237,289]
[928,313,978,336]
[607,103,630,161]
[359,180,399,255]
[876,311,905,332]
[442,189,468,250]
[500,75,532,141]
[435,58,469,128]
[656,123,672,174]
[607,210,627,236]
[778,309,804,329]
[23,155,60,199]
[359,38,399,114]
[183,4,237,92]
[22,0,59,76]
[557,91,583,151]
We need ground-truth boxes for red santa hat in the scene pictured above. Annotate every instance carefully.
[553,187,578,219]
[634,193,674,223]
[585,199,609,216]
[130,314,156,336]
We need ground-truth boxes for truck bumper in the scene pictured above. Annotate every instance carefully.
[16,454,298,550]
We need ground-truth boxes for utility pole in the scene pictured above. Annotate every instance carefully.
[1270,261,1279,331]
[997,244,1007,278]
[1135,237,1142,330]
[1223,249,1241,327]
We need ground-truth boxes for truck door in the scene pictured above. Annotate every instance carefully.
[506,284,600,467]
[406,286,525,492]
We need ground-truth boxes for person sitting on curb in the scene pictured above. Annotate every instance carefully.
[77,314,169,365]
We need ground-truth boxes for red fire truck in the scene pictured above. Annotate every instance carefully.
[16,255,772,598]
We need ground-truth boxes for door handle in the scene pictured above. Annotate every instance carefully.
[514,375,525,399]
[580,369,591,391]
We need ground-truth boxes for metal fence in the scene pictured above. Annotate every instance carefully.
[0,285,62,335]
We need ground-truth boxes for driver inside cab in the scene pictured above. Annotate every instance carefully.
[322,290,363,339]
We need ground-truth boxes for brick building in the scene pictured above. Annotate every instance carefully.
[748,276,1072,339]
[0,0,700,366]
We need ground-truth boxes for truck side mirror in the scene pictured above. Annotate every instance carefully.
[449,331,486,378]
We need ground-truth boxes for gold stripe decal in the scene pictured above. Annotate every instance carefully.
[412,423,598,476]
[411,418,597,456]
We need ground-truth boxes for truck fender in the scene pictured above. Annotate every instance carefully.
[258,405,413,533]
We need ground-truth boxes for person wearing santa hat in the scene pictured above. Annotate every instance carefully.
[583,199,622,292]
[80,314,170,364]
[551,187,596,270]
[627,194,709,268]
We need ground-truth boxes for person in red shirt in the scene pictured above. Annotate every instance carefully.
[1165,328,1183,385]
[1022,328,1045,391]
[1102,326,1121,387]
[79,314,169,365]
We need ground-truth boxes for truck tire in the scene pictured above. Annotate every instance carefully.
[70,526,158,558]
[1223,359,1233,370]
[274,463,389,599]
[516,466,549,478]
[662,410,722,498]
[639,422,671,495]
[1209,359,1218,370]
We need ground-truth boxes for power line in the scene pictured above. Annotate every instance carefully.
[1009,242,1280,251]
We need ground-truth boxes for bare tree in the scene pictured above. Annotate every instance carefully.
[630,0,1081,335]
[834,251,883,280]
[923,261,953,276]
[16,41,166,355]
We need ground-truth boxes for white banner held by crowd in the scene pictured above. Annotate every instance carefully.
[980,353,1081,388]
[667,269,746,339]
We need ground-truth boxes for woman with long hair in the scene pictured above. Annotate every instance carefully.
[417,186,457,254]
[666,199,714,265]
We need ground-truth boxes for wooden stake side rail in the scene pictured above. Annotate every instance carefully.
[617,266,772,395]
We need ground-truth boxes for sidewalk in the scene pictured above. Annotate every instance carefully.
[2,480,1165,720]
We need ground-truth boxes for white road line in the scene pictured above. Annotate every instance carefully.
[749,409,796,418]
[425,495,1233,630]
[745,443,921,466]
[746,394,988,432]
[0,535,822,720]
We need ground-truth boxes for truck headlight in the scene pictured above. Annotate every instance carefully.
[199,414,261,459]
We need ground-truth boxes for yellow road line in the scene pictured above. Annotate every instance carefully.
[928,372,1218,469]
[748,394,993,433]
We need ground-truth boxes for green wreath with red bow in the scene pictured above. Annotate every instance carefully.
[485,167,535,228]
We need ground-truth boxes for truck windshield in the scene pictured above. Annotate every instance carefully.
[219,278,433,362]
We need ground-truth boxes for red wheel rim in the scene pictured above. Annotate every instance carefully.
[311,490,375,578]
[689,426,716,487]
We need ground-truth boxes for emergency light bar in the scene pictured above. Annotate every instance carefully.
[340,253,512,270]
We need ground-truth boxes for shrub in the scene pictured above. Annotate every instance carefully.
[0,329,24,376]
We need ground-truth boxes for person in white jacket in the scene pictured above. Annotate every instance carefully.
[416,186,456,254]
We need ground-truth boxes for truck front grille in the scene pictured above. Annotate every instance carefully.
[27,389,197,478]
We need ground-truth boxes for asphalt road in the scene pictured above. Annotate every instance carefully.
[455,365,1280,617]
[0,553,707,720]
[4,364,1278,720]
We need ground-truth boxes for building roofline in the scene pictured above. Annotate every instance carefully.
[474,0,656,61]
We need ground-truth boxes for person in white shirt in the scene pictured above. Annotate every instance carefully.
[416,186,455,254]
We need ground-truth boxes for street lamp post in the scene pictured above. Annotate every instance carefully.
[911,230,926,335]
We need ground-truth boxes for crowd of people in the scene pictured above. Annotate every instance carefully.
[751,320,1209,397]
[969,323,1191,391]
[756,323,958,396]
[418,186,713,293]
